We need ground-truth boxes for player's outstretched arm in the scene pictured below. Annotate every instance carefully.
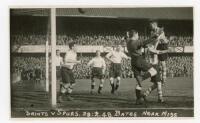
[139,37,156,47]
[105,52,114,63]
[102,59,106,74]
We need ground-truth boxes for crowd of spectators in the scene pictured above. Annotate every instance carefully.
[11,32,193,46]
[166,56,193,78]
[11,55,193,81]
[168,36,193,46]
[12,57,46,81]
[11,33,47,45]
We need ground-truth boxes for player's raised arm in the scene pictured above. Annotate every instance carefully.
[121,52,131,59]
[139,36,158,47]
[105,51,114,62]
[102,58,106,74]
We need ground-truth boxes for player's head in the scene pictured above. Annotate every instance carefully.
[69,42,76,51]
[56,49,60,56]
[128,29,139,40]
[96,50,101,57]
[115,45,122,52]
[149,19,158,29]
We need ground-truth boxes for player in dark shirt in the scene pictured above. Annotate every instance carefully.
[126,29,161,104]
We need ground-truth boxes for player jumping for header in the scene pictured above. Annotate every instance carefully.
[87,50,106,94]
[142,30,169,103]
[126,29,160,104]
[149,20,169,85]
[106,45,130,94]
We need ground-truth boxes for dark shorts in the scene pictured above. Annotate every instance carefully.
[109,63,122,78]
[157,43,168,61]
[131,56,152,78]
[91,67,104,79]
[56,66,61,80]
[35,74,41,80]
[150,64,161,83]
[158,53,168,61]
[61,67,75,84]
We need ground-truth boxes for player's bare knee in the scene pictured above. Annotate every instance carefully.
[148,67,157,76]
[135,84,142,90]
[117,76,121,82]
[100,79,104,84]
[110,77,114,84]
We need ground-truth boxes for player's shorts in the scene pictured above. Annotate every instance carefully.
[56,66,61,80]
[61,67,75,84]
[150,64,161,83]
[35,75,41,80]
[131,56,152,78]
[109,63,122,78]
[158,53,168,61]
[91,67,104,79]
[157,43,168,61]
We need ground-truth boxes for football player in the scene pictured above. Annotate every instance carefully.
[150,20,169,85]
[87,50,106,94]
[126,29,160,104]
[106,45,130,94]
[58,42,81,102]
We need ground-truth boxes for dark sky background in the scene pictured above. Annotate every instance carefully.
[57,8,193,20]
[11,8,193,20]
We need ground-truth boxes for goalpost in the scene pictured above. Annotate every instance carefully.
[46,8,57,107]
[50,8,57,107]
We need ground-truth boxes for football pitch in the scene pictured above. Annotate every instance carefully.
[11,77,194,117]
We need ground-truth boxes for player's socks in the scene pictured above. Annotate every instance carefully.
[91,79,95,94]
[162,69,167,85]
[157,82,164,103]
[98,84,103,94]
[115,84,119,90]
[57,93,64,103]
[110,78,115,93]
[115,77,121,91]
[161,62,167,85]
[143,84,157,97]
[91,84,95,89]
[98,86,102,94]
[98,79,104,94]
[135,85,142,104]
[111,84,115,94]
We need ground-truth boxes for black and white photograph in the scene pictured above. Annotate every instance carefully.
[10,7,194,118]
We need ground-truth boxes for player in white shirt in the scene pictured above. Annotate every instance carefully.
[58,42,81,102]
[141,29,169,104]
[150,20,169,85]
[56,49,63,84]
[106,45,130,94]
[87,50,106,94]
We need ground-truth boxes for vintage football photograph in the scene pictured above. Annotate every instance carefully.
[10,8,193,117]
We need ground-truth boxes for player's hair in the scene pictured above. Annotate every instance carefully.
[56,49,60,52]
[149,19,158,24]
[128,29,138,38]
[69,42,76,49]
[96,50,101,53]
